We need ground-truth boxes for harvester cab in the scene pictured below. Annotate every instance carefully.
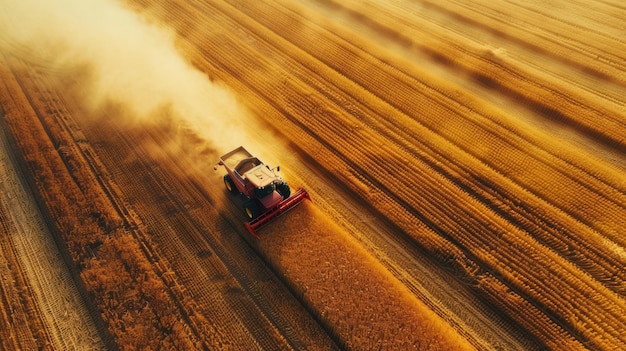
[215,146,310,237]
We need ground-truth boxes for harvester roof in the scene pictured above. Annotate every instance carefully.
[219,146,278,188]
[243,164,276,188]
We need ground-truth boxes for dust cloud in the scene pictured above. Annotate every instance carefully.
[0,0,249,153]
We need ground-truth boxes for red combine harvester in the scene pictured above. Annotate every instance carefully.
[215,146,310,237]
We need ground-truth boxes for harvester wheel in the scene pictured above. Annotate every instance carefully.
[243,200,260,219]
[224,174,237,193]
[276,181,291,199]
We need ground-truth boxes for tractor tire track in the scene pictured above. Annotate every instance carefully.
[0,62,106,351]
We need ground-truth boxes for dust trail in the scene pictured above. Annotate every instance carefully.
[0,0,249,153]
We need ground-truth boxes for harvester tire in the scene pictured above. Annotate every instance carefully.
[224,174,237,193]
[276,181,291,199]
[243,200,260,219]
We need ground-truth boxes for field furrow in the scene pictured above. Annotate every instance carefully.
[0,57,107,350]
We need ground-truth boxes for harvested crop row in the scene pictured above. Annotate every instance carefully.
[0,54,201,350]
[69,96,313,348]
[91,126,255,348]
[0,122,106,351]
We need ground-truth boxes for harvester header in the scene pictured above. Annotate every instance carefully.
[215,146,310,237]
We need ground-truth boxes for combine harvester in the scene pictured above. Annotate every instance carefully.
[215,146,310,237]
